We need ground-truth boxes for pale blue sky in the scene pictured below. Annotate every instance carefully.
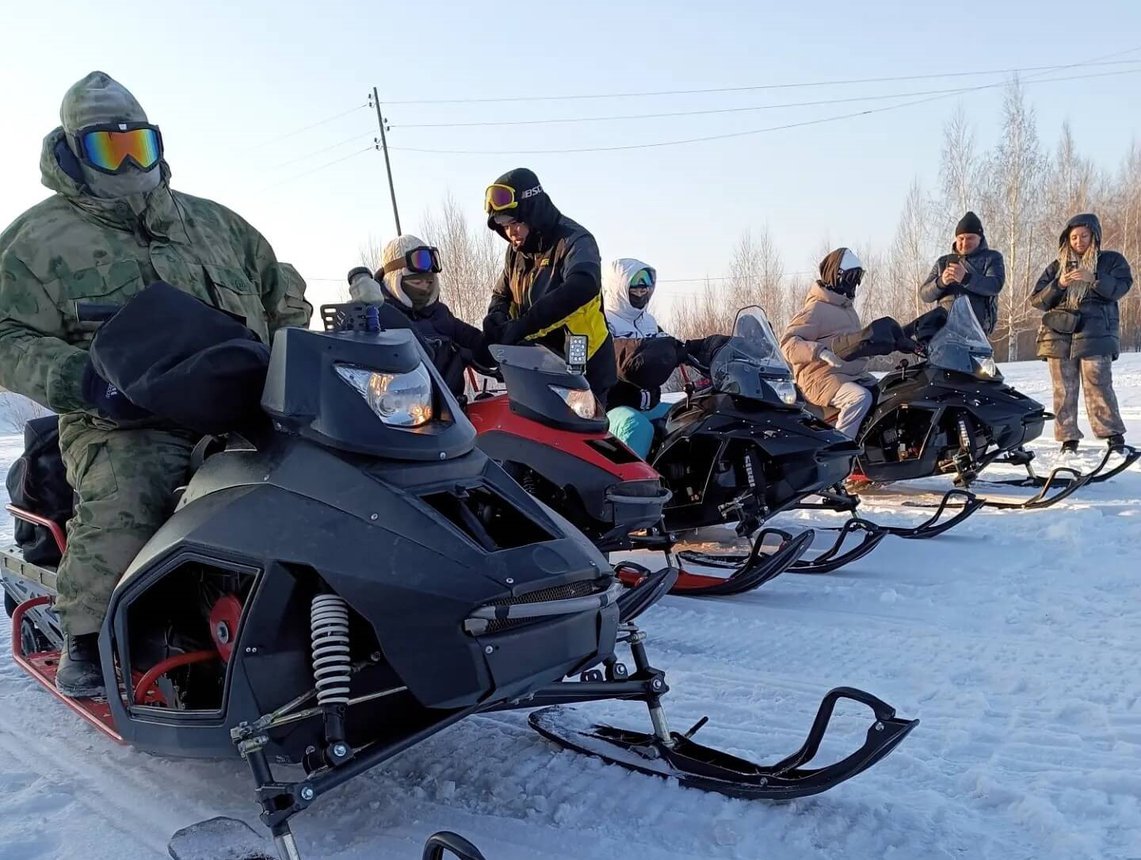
[2,0,1139,317]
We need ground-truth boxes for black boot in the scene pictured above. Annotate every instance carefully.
[1060,440,1079,454]
[1107,434,1126,455]
[55,633,105,698]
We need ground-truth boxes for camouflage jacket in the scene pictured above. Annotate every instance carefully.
[0,127,312,417]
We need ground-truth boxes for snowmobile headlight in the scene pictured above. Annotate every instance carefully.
[768,378,799,406]
[549,385,603,420]
[336,363,434,427]
[972,355,998,379]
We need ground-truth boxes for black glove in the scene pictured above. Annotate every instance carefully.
[482,311,509,343]
[832,318,908,361]
[902,307,948,344]
[80,358,150,421]
[683,335,731,368]
[499,319,528,346]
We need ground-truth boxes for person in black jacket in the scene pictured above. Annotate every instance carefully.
[1030,213,1133,454]
[918,211,1005,335]
[482,168,616,407]
[348,234,490,395]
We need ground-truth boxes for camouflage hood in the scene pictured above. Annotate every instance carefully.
[39,126,185,242]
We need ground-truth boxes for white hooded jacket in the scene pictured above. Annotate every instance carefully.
[602,257,663,339]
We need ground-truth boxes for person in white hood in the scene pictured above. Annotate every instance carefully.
[603,258,729,457]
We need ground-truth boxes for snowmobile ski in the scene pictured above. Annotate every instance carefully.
[167,816,277,860]
[665,528,815,595]
[984,443,1140,494]
[529,683,918,801]
[613,563,679,622]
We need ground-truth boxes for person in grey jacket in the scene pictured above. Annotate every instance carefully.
[919,211,1005,335]
[1030,213,1132,454]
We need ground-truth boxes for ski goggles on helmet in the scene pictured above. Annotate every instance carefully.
[75,123,163,174]
[382,246,442,275]
[484,182,542,213]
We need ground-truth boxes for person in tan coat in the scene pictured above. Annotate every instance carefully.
[781,248,917,438]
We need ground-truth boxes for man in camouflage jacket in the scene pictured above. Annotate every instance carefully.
[0,71,312,697]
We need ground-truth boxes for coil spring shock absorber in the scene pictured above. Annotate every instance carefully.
[956,414,973,455]
[520,468,538,495]
[310,594,352,766]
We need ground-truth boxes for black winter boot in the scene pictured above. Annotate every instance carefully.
[1107,434,1126,455]
[55,633,105,698]
[1060,440,1079,455]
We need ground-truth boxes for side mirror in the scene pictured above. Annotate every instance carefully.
[422,831,488,860]
[565,334,588,375]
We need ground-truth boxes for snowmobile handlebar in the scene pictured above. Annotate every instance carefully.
[74,301,120,325]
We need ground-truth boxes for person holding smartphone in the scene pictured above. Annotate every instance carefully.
[918,211,1005,334]
[1030,213,1133,454]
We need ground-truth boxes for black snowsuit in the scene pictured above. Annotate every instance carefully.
[484,168,616,407]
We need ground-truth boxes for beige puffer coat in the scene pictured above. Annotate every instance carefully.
[780,283,870,407]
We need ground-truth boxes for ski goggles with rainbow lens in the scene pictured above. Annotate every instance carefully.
[75,123,164,174]
[381,246,442,275]
[484,182,543,213]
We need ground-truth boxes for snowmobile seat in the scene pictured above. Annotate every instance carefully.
[6,416,73,566]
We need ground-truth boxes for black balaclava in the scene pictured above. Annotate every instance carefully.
[628,267,655,309]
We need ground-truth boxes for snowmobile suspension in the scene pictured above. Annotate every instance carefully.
[310,594,353,768]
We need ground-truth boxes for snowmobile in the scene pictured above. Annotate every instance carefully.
[844,296,1139,510]
[636,307,981,579]
[2,286,919,860]
[464,342,815,598]
[322,301,807,600]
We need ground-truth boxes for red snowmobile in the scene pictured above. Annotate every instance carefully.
[2,287,918,860]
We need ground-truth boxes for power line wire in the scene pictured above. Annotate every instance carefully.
[257,103,369,146]
[392,66,1141,129]
[261,146,373,190]
[383,56,1141,105]
[387,66,1141,156]
[263,132,374,172]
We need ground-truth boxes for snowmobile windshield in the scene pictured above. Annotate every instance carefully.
[493,343,578,378]
[709,307,798,404]
[926,296,1000,379]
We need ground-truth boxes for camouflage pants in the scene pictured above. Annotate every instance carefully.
[55,419,196,636]
[1047,356,1126,442]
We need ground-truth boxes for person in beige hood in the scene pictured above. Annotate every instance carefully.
[781,248,918,438]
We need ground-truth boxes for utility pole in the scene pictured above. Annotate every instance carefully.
[369,86,401,234]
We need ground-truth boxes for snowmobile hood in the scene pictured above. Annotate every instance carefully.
[1059,213,1102,249]
[603,257,659,334]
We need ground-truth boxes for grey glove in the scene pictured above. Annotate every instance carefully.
[818,348,844,368]
[347,267,386,302]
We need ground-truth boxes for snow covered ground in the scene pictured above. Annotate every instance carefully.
[2,357,1140,860]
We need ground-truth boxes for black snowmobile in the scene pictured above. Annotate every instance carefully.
[2,285,918,860]
[848,296,1139,510]
[638,307,980,579]
[322,301,804,600]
